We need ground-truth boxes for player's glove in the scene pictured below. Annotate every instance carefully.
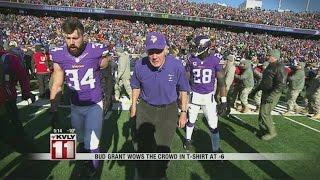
[217,102,229,117]
[50,111,59,129]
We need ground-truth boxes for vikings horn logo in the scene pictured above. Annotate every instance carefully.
[150,35,157,44]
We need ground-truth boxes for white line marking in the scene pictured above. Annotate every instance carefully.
[308,118,320,123]
[229,114,248,124]
[304,115,320,123]
[283,116,320,133]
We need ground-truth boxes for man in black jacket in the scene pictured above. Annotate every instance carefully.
[254,49,287,140]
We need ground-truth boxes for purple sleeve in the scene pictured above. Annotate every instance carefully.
[130,61,141,89]
[176,62,191,92]
[90,43,108,65]
[50,48,64,64]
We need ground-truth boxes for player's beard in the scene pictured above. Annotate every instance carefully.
[67,42,86,57]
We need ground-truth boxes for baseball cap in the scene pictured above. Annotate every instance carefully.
[269,49,280,59]
[226,54,235,62]
[145,32,167,51]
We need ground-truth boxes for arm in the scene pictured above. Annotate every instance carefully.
[50,63,64,112]
[12,55,31,98]
[216,70,229,116]
[176,63,190,127]
[217,71,226,98]
[117,55,126,80]
[100,56,110,69]
[130,88,140,118]
[130,63,141,118]
[178,91,188,128]
[254,68,263,79]
[270,65,287,97]
[274,66,287,92]
[235,70,249,80]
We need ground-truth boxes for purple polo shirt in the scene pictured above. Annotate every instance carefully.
[131,55,190,106]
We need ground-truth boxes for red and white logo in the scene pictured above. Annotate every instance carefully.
[50,134,76,160]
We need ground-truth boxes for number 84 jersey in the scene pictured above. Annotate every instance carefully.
[50,43,107,106]
[187,54,222,94]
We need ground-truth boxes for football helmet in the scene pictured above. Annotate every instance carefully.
[194,35,211,56]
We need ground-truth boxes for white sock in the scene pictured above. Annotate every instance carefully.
[186,125,195,140]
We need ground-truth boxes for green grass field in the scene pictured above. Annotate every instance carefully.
[0,105,320,179]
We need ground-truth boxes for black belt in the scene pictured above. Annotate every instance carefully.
[141,99,176,108]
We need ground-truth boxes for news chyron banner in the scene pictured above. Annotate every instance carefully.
[27,129,311,161]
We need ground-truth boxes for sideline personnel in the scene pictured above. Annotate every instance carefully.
[130,32,190,178]
[254,49,287,140]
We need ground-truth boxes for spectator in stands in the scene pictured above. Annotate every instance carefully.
[33,44,50,98]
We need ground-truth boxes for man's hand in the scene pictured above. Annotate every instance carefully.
[130,104,136,119]
[178,112,187,128]
[217,102,229,117]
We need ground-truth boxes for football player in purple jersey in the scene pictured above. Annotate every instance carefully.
[184,35,228,152]
[49,18,110,176]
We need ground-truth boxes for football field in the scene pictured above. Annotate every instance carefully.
[0,99,320,179]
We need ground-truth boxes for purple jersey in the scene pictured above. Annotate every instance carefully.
[187,54,222,94]
[50,42,107,106]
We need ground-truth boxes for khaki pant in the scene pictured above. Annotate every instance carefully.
[258,92,282,135]
[114,78,132,101]
[227,84,241,108]
[306,81,320,114]
[287,89,302,111]
[313,87,320,114]
[240,87,253,107]
[254,90,262,106]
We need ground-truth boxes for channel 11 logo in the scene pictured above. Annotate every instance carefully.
[50,133,76,160]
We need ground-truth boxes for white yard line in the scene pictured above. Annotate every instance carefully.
[308,117,320,123]
[303,115,320,123]
[283,116,320,133]
[229,114,248,124]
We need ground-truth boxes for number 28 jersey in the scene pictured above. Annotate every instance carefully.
[187,54,222,94]
[50,43,107,106]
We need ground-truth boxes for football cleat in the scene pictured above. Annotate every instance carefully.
[183,139,192,151]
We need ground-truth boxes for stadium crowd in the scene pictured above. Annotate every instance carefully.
[1,14,319,64]
[9,0,320,29]
[1,8,320,178]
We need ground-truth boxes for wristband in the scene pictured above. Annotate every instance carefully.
[221,96,227,103]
